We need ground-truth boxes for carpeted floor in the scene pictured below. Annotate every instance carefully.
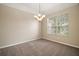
[0,39,79,56]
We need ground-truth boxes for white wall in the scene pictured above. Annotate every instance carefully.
[0,4,40,48]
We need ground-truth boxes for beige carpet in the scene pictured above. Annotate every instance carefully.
[0,39,79,56]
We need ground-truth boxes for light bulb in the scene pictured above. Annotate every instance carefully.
[42,15,46,17]
[38,14,41,17]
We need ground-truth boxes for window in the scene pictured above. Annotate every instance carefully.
[47,14,69,36]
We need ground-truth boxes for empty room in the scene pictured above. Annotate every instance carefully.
[0,3,79,56]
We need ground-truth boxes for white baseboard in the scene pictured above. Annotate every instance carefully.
[0,38,79,49]
[0,39,38,49]
[43,38,79,49]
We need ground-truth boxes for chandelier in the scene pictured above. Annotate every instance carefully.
[34,3,46,21]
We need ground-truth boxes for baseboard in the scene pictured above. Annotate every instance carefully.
[1,38,79,49]
[0,39,38,49]
[43,38,79,49]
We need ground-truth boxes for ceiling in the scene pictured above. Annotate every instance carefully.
[2,3,78,16]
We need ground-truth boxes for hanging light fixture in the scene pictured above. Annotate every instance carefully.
[34,3,46,21]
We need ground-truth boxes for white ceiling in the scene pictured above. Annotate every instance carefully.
[2,3,78,16]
